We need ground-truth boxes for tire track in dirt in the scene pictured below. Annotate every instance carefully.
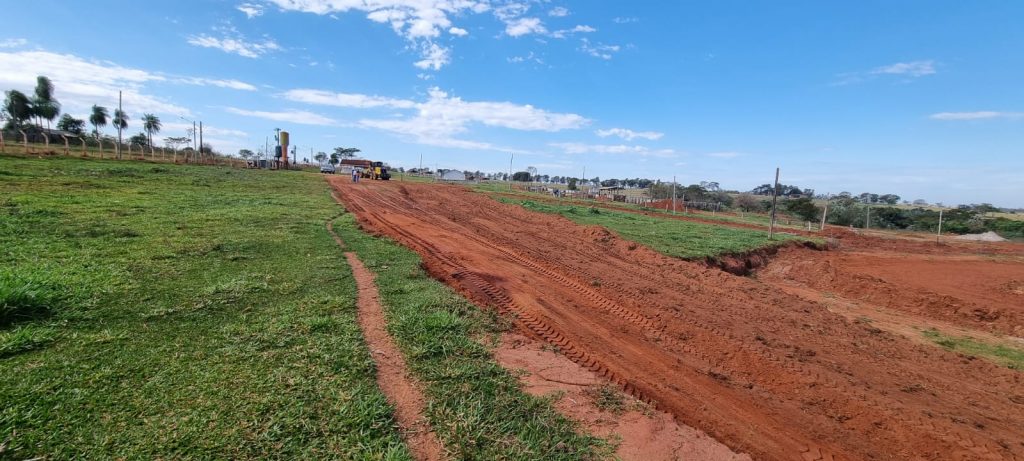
[326,218,447,461]
[330,178,1024,461]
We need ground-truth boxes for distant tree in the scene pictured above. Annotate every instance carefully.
[567,177,578,190]
[238,149,255,160]
[89,105,109,138]
[3,90,32,128]
[31,76,60,130]
[878,194,901,205]
[512,171,531,181]
[314,152,328,164]
[142,114,161,147]
[128,132,149,146]
[912,199,928,206]
[56,114,86,135]
[735,193,760,212]
[784,197,821,221]
[333,147,360,158]
[329,152,340,165]
[164,136,190,151]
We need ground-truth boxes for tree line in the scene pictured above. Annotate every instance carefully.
[3,75,172,152]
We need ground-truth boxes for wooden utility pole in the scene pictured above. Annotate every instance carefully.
[116,91,123,159]
[866,206,870,230]
[820,200,829,232]
[768,167,780,240]
[508,153,514,191]
[937,209,944,242]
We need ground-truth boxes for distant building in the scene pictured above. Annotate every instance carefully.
[439,170,466,181]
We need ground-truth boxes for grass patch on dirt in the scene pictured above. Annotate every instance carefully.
[332,212,609,460]
[922,328,1024,370]
[498,198,813,259]
[0,156,408,459]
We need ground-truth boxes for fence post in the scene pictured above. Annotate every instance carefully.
[42,131,50,151]
[80,137,87,157]
[0,129,4,153]
[769,167,780,240]
[820,200,829,232]
[19,129,29,154]
[97,138,104,159]
[61,134,70,155]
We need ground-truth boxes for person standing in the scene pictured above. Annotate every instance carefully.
[351,167,360,183]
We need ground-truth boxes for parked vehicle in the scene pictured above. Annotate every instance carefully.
[320,164,336,174]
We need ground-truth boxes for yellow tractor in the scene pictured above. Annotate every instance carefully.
[369,161,391,180]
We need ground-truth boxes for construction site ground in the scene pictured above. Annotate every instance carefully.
[329,178,1024,461]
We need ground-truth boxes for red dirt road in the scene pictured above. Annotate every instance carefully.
[330,178,1024,461]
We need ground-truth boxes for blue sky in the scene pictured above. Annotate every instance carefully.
[2,1,1022,207]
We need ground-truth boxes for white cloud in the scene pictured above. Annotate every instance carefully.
[834,60,936,85]
[579,38,620,59]
[493,3,530,21]
[177,77,257,91]
[0,50,189,117]
[226,107,338,126]
[595,128,662,141]
[414,42,450,70]
[0,38,28,48]
[871,60,936,77]
[448,26,468,36]
[354,87,588,149]
[929,111,1022,121]
[551,24,596,39]
[162,121,248,138]
[266,0,489,70]
[237,3,264,18]
[282,88,416,109]
[505,17,546,37]
[187,27,281,58]
[706,151,740,158]
[507,51,543,65]
[549,6,569,17]
[551,142,676,158]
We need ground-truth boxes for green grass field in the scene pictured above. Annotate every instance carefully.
[475,183,810,230]
[0,156,602,459]
[497,198,814,259]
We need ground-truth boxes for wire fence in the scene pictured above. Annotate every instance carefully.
[1,130,247,168]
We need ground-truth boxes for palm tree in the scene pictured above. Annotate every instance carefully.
[89,105,109,138]
[113,109,128,132]
[32,76,60,131]
[3,90,32,128]
[142,113,161,148]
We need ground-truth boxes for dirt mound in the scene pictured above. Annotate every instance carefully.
[330,178,1024,461]
[955,231,1008,242]
[760,245,1024,335]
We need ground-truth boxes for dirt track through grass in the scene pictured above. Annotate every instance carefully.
[327,219,447,460]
